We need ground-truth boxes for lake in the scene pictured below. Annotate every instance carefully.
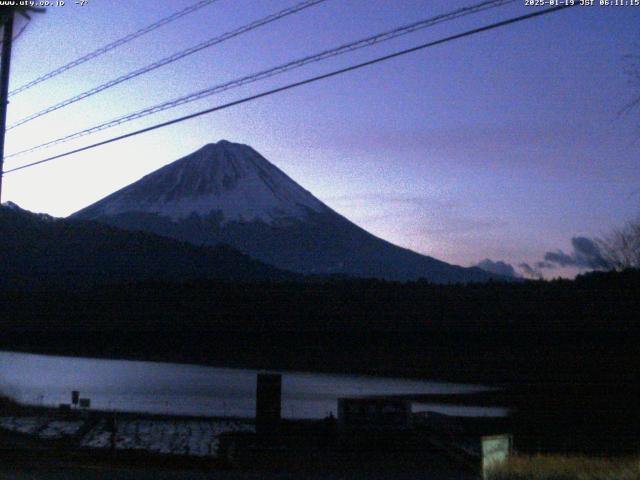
[0,351,506,419]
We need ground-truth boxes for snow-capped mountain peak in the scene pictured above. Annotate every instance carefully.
[74,140,499,283]
[79,140,327,223]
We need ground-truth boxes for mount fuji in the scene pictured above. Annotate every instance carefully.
[73,140,496,283]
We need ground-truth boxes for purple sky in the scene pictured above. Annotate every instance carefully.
[3,0,639,278]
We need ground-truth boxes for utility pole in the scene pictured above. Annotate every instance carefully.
[0,8,15,203]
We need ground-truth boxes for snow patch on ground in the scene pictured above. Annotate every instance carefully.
[1,415,253,457]
[0,416,82,438]
[38,420,84,438]
[80,418,254,457]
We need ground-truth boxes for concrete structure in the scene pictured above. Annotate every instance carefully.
[256,374,281,435]
[481,434,512,479]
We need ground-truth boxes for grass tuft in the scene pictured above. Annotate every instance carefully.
[488,454,640,480]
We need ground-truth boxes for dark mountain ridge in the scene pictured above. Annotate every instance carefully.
[0,203,299,290]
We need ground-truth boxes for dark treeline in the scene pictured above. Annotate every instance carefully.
[2,268,639,384]
[3,268,639,334]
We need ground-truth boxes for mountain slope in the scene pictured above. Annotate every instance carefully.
[73,140,497,283]
[0,203,298,290]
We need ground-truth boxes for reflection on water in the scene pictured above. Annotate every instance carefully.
[0,351,501,419]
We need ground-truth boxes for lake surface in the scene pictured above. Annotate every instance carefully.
[0,351,506,419]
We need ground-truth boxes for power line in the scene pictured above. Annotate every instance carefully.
[4,4,576,175]
[8,0,221,97]
[12,18,30,42]
[0,16,30,45]
[7,0,327,130]
[6,0,515,158]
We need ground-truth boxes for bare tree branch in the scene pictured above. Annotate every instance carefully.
[596,219,640,270]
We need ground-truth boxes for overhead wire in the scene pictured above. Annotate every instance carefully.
[11,19,30,42]
[4,4,576,175]
[0,16,30,45]
[5,0,516,158]
[7,0,327,130]
[8,0,221,97]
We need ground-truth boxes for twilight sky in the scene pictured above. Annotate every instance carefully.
[3,0,639,278]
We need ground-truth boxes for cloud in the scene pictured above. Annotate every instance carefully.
[535,261,555,269]
[542,236,609,269]
[518,262,543,279]
[543,250,575,267]
[572,237,610,269]
[475,259,519,278]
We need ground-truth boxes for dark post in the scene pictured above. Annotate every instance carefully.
[256,373,281,436]
[71,390,80,405]
[0,9,15,202]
